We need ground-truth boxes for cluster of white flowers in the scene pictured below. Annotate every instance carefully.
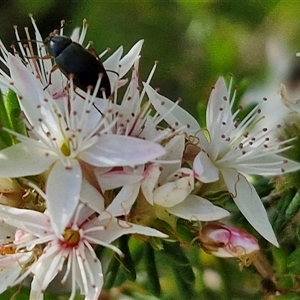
[0,16,298,299]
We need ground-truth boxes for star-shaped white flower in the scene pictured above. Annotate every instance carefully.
[0,223,35,294]
[193,77,300,246]
[145,77,300,246]
[0,197,167,299]
[0,54,165,235]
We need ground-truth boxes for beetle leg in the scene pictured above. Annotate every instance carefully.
[24,53,52,60]
[86,47,100,59]
[43,64,59,91]
[73,87,103,115]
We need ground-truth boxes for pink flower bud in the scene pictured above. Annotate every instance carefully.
[199,222,259,263]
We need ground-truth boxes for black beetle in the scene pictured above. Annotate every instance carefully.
[44,35,111,98]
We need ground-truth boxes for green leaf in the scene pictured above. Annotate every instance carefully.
[272,189,296,232]
[0,89,27,149]
[173,266,195,299]
[252,175,273,198]
[145,243,161,297]
[103,254,121,290]
[287,247,300,273]
[285,189,300,223]
[176,221,195,244]
[155,206,177,229]
[160,241,195,298]
[113,269,128,287]
[1,286,30,300]
[272,247,288,275]
[277,274,295,289]
[6,89,26,136]
[119,235,136,281]
[162,241,190,266]
[0,128,12,149]
[0,91,13,148]
[0,91,11,128]
[275,292,300,300]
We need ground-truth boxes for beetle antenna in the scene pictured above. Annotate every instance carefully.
[93,104,104,116]
[58,20,72,35]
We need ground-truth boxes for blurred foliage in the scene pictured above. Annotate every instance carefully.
[2,1,300,299]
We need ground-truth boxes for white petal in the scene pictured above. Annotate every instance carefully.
[0,258,24,293]
[30,249,64,299]
[0,252,33,293]
[80,178,105,214]
[95,167,143,191]
[166,195,230,221]
[145,83,201,134]
[221,169,278,246]
[193,151,219,183]
[0,222,15,240]
[153,171,194,208]
[9,55,63,141]
[75,248,103,299]
[158,134,185,182]
[235,154,300,176]
[103,46,123,92]
[46,160,82,235]
[73,95,109,136]
[8,54,44,120]
[95,217,167,243]
[0,205,50,237]
[118,220,168,239]
[118,40,144,78]
[80,135,165,167]
[206,77,233,133]
[70,27,80,42]
[0,143,57,177]
[102,182,140,219]
[141,164,161,205]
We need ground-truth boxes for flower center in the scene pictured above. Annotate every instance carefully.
[60,141,71,157]
[62,228,80,247]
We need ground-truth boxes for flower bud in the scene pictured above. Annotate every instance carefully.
[199,222,259,265]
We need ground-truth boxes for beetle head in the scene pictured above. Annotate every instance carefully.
[44,35,72,58]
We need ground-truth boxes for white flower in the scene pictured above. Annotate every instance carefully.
[0,54,165,235]
[2,15,143,100]
[193,77,300,246]
[146,77,300,246]
[0,223,36,294]
[141,135,230,221]
[94,60,189,211]
[0,199,167,299]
